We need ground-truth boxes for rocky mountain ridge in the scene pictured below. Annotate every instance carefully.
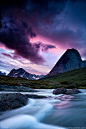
[47,48,86,77]
[7,68,44,80]
[0,71,6,76]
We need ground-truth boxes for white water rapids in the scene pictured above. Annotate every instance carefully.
[0,89,66,129]
[0,89,86,129]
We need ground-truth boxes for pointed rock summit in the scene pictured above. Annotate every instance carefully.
[47,48,86,77]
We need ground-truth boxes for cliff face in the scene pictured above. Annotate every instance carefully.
[47,48,86,76]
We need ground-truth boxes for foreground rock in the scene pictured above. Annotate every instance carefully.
[0,93,47,112]
[53,88,81,95]
[0,85,37,92]
[0,93,28,112]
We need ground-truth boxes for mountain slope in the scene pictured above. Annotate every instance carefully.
[7,68,44,80]
[47,48,86,77]
[0,67,86,89]
[41,67,86,88]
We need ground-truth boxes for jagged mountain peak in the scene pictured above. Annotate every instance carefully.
[17,68,25,71]
[7,68,44,80]
[0,71,6,76]
[65,48,81,60]
[47,48,86,77]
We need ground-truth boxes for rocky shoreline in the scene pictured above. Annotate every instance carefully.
[0,85,82,113]
[0,93,47,113]
[0,85,37,92]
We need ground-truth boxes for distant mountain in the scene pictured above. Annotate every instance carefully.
[0,71,6,76]
[7,68,44,80]
[46,48,86,77]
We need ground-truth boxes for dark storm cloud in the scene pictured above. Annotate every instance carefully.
[0,0,86,62]
[1,41,56,61]
[0,0,27,8]
[33,42,56,52]
[0,11,2,28]
[36,0,86,58]
[1,53,19,60]
[0,0,67,64]
[0,15,45,64]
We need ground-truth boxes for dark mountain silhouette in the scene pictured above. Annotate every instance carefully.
[47,48,86,77]
[0,71,6,76]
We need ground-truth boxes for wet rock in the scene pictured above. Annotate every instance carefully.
[53,87,67,94]
[25,94,47,99]
[53,88,81,95]
[0,93,47,112]
[0,93,29,112]
[65,88,81,94]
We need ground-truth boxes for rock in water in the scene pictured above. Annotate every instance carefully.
[53,88,81,95]
[53,87,67,94]
[66,88,81,94]
[47,48,86,77]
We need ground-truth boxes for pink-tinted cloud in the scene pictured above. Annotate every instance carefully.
[0,0,86,74]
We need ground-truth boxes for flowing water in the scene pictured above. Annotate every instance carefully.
[0,89,86,129]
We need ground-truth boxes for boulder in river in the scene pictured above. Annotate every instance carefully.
[53,87,67,94]
[53,88,81,95]
[65,88,81,94]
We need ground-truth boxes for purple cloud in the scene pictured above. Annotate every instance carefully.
[0,0,86,64]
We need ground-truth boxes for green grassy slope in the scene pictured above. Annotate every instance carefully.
[0,67,86,89]
[41,67,86,89]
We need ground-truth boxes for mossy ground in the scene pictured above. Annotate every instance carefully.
[0,67,86,89]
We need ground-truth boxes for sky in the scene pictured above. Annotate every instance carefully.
[0,0,86,75]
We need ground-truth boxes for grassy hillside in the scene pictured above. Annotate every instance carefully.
[41,67,86,89]
[0,67,86,89]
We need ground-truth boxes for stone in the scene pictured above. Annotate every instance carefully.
[53,88,81,95]
[65,88,81,94]
[53,87,67,94]
[0,93,47,112]
[0,93,28,112]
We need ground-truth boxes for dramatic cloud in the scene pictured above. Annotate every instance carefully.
[1,42,55,61]
[33,0,86,58]
[0,14,56,64]
[33,42,56,52]
[0,0,59,64]
[0,0,86,74]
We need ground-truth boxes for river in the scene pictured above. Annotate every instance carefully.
[0,89,86,129]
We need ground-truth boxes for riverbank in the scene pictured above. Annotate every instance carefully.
[0,89,86,129]
[0,93,47,113]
